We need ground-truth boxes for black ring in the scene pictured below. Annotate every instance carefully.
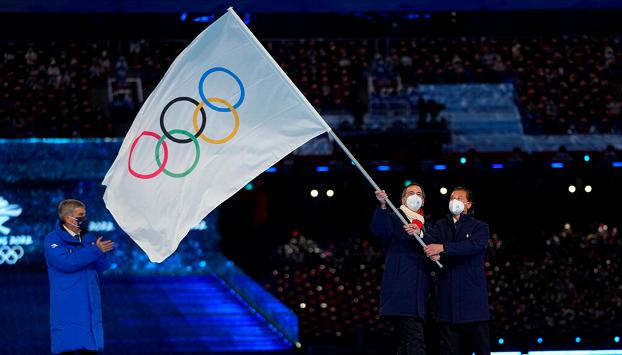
[160,97,207,144]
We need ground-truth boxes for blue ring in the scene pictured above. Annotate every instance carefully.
[198,67,245,112]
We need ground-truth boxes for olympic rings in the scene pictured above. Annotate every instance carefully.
[160,97,207,144]
[155,129,201,178]
[128,66,245,179]
[198,67,245,112]
[0,245,24,265]
[192,98,240,145]
[128,131,169,179]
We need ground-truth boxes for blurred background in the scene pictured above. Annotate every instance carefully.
[1,1,622,354]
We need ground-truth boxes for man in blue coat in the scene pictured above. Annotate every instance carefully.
[44,199,114,355]
[372,183,435,355]
[422,187,491,355]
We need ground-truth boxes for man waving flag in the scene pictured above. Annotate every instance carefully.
[103,8,329,262]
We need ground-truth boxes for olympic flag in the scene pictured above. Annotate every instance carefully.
[102,9,330,262]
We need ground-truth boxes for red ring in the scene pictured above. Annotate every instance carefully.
[128,131,169,179]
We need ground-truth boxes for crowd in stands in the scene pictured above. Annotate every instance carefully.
[2,35,622,136]
[262,224,622,342]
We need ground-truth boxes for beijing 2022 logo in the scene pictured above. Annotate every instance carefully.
[128,66,244,179]
[0,197,28,265]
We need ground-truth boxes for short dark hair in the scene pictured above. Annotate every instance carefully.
[58,199,85,222]
[402,182,426,199]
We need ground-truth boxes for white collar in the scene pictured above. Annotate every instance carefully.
[62,224,81,241]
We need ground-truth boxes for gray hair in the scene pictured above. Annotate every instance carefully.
[58,199,85,221]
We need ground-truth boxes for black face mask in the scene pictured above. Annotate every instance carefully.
[69,215,89,234]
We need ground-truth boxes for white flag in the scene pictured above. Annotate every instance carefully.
[102,9,329,262]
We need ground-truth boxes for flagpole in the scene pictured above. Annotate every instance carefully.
[227,8,442,268]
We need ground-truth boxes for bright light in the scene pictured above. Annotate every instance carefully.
[440,187,448,195]
[568,185,576,193]
[498,338,505,345]
[584,154,590,162]
[551,162,565,169]
[326,189,334,197]
[310,189,319,197]
[434,164,447,170]
[299,303,306,309]
[491,163,504,169]
[266,166,277,173]
[244,183,254,191]
[404,180,413,187]
[377,165,391,171]
[615,336,620,343]
[585,185,592,193]
[460,157,467,164]
[575,337,581,343]
[316,166,329,172]
[537,337,543,344]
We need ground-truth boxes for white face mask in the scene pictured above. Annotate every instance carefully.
[405,194,423,212]
[449,199,465,215]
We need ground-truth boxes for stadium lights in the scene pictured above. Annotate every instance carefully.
[440,187,448,195]
[315,166,329,172]
[568,185,576,193]
[326,190,335,197]
[551,162,564,169]
[310,189,319,198]
[585,185,593,193]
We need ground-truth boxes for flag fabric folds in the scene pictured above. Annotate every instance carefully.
[102,9,329,262]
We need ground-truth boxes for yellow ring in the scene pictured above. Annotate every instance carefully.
[193,97,240,144]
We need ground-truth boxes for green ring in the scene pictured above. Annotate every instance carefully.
[155,129,200,178]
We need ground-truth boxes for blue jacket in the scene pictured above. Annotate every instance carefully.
[44,222,110,354]
[371,208,430,318]
[423,214,490,324]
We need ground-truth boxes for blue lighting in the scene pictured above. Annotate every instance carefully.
[434,164,447,171]
[265,167,277,173]
[615,336,620,343]
[243,12,252,25]
[244,183,254,191]
[405,13,421,19]
[551,162,564,169]
[199,261,207,268]
[180,12,188,21]
[491,163,504,169]
[193,15,215,23]
[575,337,581,343]
[404,180,412,187]
[613,162,622,168]
[316,166,330,172]
[584,154,590,162]
[498,338,505,345]
[377,165,391,171]
[537,337,543,344]
[460,157,467,164]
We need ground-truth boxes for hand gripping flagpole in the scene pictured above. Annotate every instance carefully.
[227,7,442,268]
